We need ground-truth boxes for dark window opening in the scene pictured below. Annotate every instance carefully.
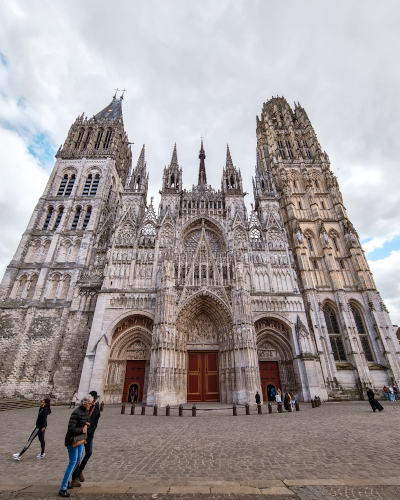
[351,305,366,334]
[293,180,297,189]
[107,187,112,204]
[333,238,339,251]
[230,175,235,188]
[330,336,346,362]
[313,260,318,270]
[298,201,302,210]
[53,207,64,230]
[323,305,340,334]
[71,208,81,230]
[82,175,92,196]
[278,140,286,159]
[89,174,100,196]
[64,174,76,197]
[75,129,84,150]
[360,336,374,362]
[57,175,68,196]
[339,260,345,269]
[82,207,92,229]
[94,130,103,150]
[321,200,325,209]
[43,207,53,230]
[83,129,92,149]
[285,140,293,159]
[103,130,112,149]
[307,237,313,252]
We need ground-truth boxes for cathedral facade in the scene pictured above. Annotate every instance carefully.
[0,95,399,405]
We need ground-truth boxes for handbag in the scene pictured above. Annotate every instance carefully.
[71,434,87,448]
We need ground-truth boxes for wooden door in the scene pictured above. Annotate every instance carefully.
[122,360,146,402]
[187,352,219,402]
[259,361,280,401]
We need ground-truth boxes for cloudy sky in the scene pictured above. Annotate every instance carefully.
[1,1,399,322]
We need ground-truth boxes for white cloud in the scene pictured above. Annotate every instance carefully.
[362,235,397,256]
[0,129,48,278]
[369,251,400,325]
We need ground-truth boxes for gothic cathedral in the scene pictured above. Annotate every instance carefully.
[1,95,399,404]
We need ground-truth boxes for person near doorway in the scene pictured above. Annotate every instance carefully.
[275,391,282,411]
[129,387,135,403]
[366,388,384,412]
[134,388,138,403]
[283,392,291,411]
[59,395,93,497]
[393,386,399,400]
[70,392,78,409]
[383,386,390,400]
[389,386,395,401]
[270,386,276,400]
[13,399,51,461]
[255,391,261,405]
[290,393,296,411]
[70,391,101,487]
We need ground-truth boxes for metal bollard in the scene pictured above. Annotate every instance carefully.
[141,405,146,415]
[153,404,158,416]
[131,404,135,415]
[287,402,292,412]
[100,402,104,412]
[295,401,300,411]
[121,404,126,414]
[278,402,283,413]
[258,403,262,414]
[179,404,183,416]
[268,403,272,414]
[166,404,170,416]
[192,404,196,417]
[233,404,237,416]
[245,403,250,415]
[311,399,315,408]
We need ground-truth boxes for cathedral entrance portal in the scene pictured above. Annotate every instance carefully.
[259,362,280,401]
[187,352,219,402]
[123,361,145,402]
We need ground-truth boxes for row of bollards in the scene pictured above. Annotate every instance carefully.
[311,396,322,408]
[121,401,302,416]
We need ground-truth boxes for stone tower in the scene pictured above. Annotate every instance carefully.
[0,94,131,400]
[256,96,400,398]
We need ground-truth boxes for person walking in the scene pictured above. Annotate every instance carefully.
[58,395,93,498]
[393,386,399,400]
[134,388,138,403]
[129,387,134,403]
[70,391,101,486]
[255,391,261,405]
[389,386,395,401]
[69,392,78,409]
[366,388,384,412]
[283,392,291,411]
[13,399,51,461]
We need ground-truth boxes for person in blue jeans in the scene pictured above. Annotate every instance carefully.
[59,395,93,498]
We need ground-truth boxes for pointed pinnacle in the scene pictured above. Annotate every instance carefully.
[136,144,145,170]
[226,144,233,168]
[170,143,178,166]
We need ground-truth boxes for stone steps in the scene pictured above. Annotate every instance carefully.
[0,399,41,411]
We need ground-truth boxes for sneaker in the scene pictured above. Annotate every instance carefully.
[36,453,45,459]
[58,490,70,498]
[12,453,21,460]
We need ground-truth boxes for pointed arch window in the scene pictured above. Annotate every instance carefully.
[250,228,261,240]
[75,129,84,150]
[351,304,374,362]
[103,129,112,149]
[53,207,64,230]
[293,180,297,189]
[94,129,103,150]
[323,304,346,362]
[277,140,286,159]
[321,200,325,209]
[333,238,339,251]
[83,128,92,149]
[302,140,312,159]
[64,174,76,197]
[307,237,313,252]
[82,174,93,196]
[313,260,318,270]
[339,260,345,269]
[90,174,100,196]
[82,207,92,230]
[57,175,68,196]
[43,207,54,230]
[298,200,302,210]
[285,140,293,159]
[26,275,38,301]
[71,207,81,230]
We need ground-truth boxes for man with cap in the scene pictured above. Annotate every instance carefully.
[70,391,101,487]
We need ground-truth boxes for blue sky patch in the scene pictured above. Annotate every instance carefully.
[28,133,57,170]
[362,235,400,261]
[0,53,7,67]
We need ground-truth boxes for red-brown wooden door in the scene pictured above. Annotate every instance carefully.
[122,360,146,403]
[259,361,280,401]
[187,352,219,402]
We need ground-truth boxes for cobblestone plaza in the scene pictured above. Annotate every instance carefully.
[1,401,400,498]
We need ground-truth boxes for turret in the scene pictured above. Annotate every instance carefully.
[221,144,243,194]
[161,143,182,193]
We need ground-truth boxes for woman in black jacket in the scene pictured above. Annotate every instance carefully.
[13,399,51,460]
[59,395,92,498]
[366,388,384,412]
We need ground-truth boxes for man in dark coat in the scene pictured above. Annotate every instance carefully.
[71,391,101,486]
[255,391,261,405]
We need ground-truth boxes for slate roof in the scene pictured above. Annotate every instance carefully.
[94,97,123,121]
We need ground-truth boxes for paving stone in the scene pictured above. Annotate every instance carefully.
[261,487,295,496]
[169,486,212,493]
[210,485,261,494]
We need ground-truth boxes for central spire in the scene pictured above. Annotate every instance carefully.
[198,138,207,185]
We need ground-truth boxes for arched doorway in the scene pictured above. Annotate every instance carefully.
[255,317,297,398]
[176,290,233,403]
[127,383,140,403]
[103,315,153,404]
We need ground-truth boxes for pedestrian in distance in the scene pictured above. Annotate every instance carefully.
[383,386,390,401]
[290,393,296,411]
[134,388,138,403]
[13,398,51,461]
[255,391,261,405]
[70,391,101,487]
[283,392,291,411]
[69,391,78,409]
[389,386,395,401]
[393,386,399,400]
[59,395,93,498]
[275,391,282,412]
[366,388,384,412]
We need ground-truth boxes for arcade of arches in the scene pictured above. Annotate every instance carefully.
[103,310,298,405]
